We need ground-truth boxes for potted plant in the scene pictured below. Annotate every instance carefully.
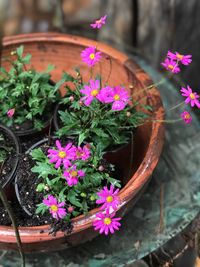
[0,45,60,137]
[0,124,20,199]
[0,19,167,251]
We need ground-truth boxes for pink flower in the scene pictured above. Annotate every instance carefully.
[181,111,192,124]
[167,51,192,66]
[74,145,90,161]
[81,46,101,67]
[80,79,100,106]
[47,140,76,169]
[90,15,107,29]
[63,165,85,187]
[93,211,121,235]
[7,108,15,118]
[98,86,129,111]
[180,85,200,108]
[43,195,66,220]
[161,58,180,73]
[96,185,120,212]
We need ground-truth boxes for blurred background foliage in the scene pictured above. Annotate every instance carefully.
[0,0,200,91]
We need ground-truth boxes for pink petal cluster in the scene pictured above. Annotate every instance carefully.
[98,86,130,111]
[80,82,129,111]
[80,79,100,106]
[63,165,85,187]
[181,111,192,124]
[75,145,90,161]
[43,195,66,220]
[90,15,107,29]
[167,51,192,66]
[47,140,76,169]
[7,108,15,118]
[93,185,121,235]
[93,210,121,235]
[96,185,120,212]
[161,50,192,73]
[180,85,200,108]
[161,58,180,74]
[81,46,101,67]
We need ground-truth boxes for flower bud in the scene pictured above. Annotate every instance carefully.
[81,192,86,198]
[10,51,16,56]
[79,101,83,106]
[98,165,104,172]
[90,195,96,201]
[7,108,15,118]
[69,96,74,102]
[36,183,45,192]
[126,111,131,117]
[68,206,74,213]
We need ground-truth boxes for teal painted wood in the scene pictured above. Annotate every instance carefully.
[0,56,200,267]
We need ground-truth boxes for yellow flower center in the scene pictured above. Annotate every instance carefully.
[90,53,95,59]
[51,205,58,212]
[70,170,78,177]
[104,218,112,225]
[96,19,102,24]
[114,94,120,101]
[76,151,81,157]
[190,93,195,99]
[177,53,183,60]
[185,113,191,119]
[168,64,174,70]
[91,89,98,97]
[58,151,66,159]
[106,196,113,203]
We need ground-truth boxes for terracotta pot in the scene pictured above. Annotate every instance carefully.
[0,33,165,252]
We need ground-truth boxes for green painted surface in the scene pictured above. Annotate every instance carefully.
[0,55,200,267]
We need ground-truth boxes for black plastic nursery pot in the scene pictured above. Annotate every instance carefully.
[5,80,57,138]
[15,136,73,217]
[0,124,21,200]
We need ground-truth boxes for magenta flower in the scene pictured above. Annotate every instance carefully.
[161,58,180,73]
[96,185,120,212]
[181,111,192,124]
[43,195,66,220]
[180,85,200,108]
[74,145,90,161]
[63,165,85,187]
[47,140,76,169]
[93,211,121,235]
[99,86,129,111]
[7,108,15,118]
[167,51,192,66]
[90,15,107,29]
[81,46,101,67]
[80,79,100,106]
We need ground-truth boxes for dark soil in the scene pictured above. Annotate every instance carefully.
[0,129,18,187]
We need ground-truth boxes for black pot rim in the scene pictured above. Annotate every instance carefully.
[0,123,21,188]
[53,103,60,132]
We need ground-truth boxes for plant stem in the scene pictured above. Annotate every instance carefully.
[0,163,25,267]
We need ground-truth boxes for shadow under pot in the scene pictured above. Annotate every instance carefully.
[0,124,21,201]
[10,80,56,138]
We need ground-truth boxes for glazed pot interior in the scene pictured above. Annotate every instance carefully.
[2,38,151,183]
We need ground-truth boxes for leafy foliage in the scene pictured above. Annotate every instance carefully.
[0,46,60,130]
[56,72,150,150]
[0,133,12,163]
[31,142,121,219]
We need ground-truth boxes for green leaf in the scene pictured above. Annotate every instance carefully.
[46,64,55,73]
[16,45,24,57]
[78,132,87,146]
[30,148,46,161]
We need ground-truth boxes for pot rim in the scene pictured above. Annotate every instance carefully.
[0,32,165,244]
[0,123,21,188]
